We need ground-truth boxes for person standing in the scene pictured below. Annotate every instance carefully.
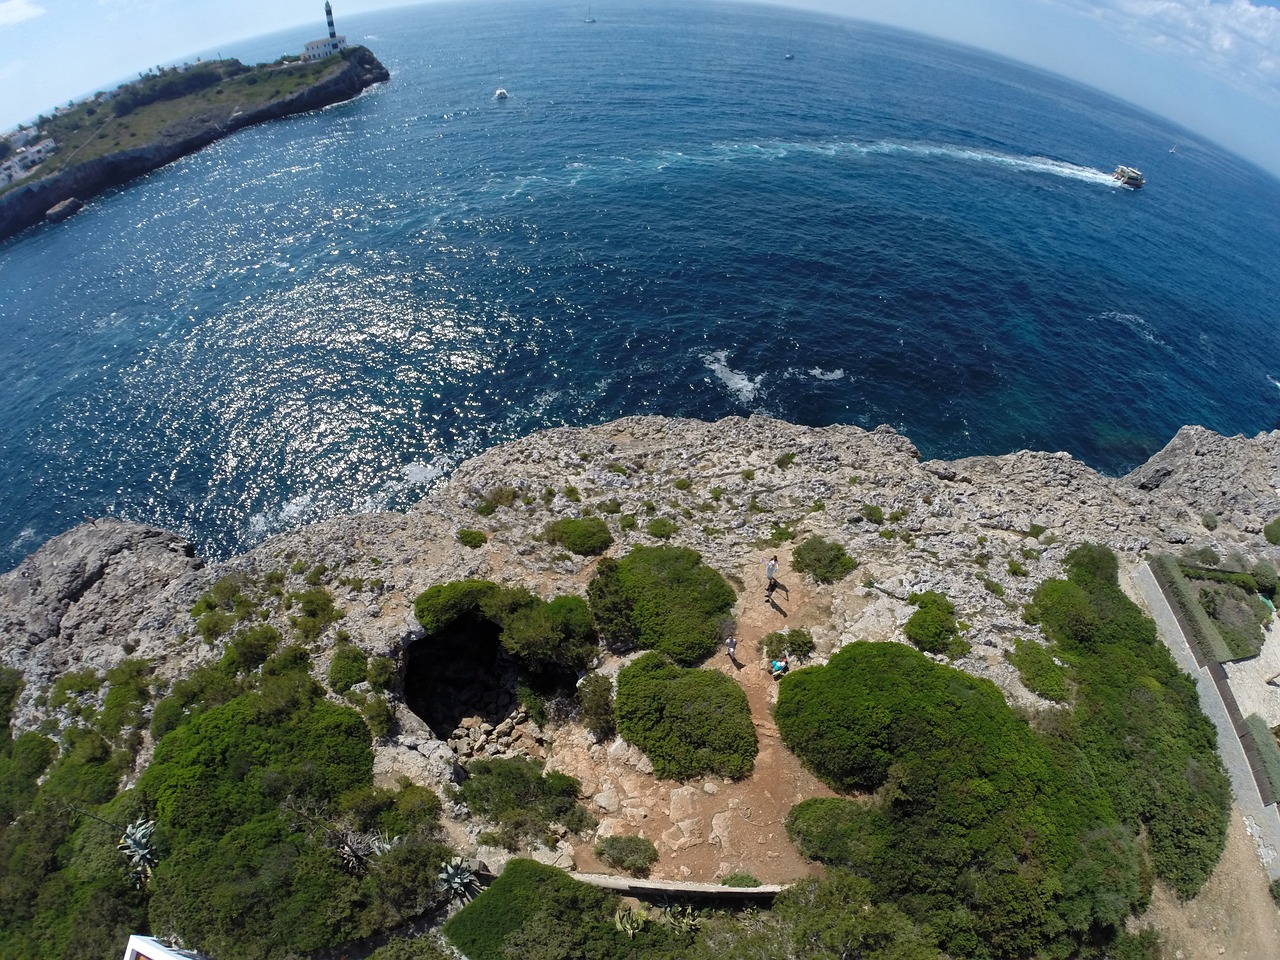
[726,635,738,660]
[765,555,778,601]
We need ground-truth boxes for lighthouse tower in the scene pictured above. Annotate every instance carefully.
[302,2,347,60]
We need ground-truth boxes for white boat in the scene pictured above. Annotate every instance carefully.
[584,6,595,22]
[494,88,508,99]
[1111,165,1144,189]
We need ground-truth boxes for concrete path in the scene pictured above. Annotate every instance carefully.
[1134,562,1280,881]
[570,871,786,901]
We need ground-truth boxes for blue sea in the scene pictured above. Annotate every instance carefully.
[2,0,1279,572]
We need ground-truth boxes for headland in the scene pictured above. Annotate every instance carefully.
[0,45,388,242]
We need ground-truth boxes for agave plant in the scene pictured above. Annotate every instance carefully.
[613,904,648,939]
[335,829,400,874]
[438,856,479,902]
[117,817,160,888]
[664,903,701,938]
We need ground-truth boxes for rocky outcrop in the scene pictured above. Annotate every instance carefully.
[0,47,390,242]
[1,415,1278,790]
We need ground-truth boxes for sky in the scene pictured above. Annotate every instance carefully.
[1,0,1278,177]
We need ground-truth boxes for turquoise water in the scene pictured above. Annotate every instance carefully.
[1,0,1278,570]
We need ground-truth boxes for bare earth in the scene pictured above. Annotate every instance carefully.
[548,548,837,883]
[1140,808,1280,959]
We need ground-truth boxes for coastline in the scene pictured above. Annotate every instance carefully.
[0,46,389,243]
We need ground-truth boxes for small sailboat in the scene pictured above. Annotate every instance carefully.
[584,5,595,22]
[494,88,508,99]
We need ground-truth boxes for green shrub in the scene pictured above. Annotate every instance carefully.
[792,536,857,584]
[1265,518,1280,545]
[1006,637,1069,702]
[980,575,1005,597]
[904,590,967,658]
[646,516,678,540]
[673,477,692,491]
[599,497,622,514]
[563,485,581,503]
[577,672,615,740]
[543,516,613,556]
[1149,554,1231,662]
[413,579,499,634]
[499,594,598,675]
[362,695,395,738]
[762,628,815,661]
[453,758,594,849]
[588,546,734,664]
[1254,559,1278,596]
[1007,558,1029,577]
[595,835,658,876]
[1244,714,1280,800]
[775,452,797,469]
[97,658,153,744]
[1027,523,1048,539]
[475,486,517,516]
[458,528,487,549]
[741,468,755,481]
[288,586,343,642]
[445,859,670,960]
[615,653,756,780]
[49,668,102,712]
[328,644,368,694]
[720,872,761,887]
[778,641,1143,958]
[859,503,884,524]
[222,624,281,674]
[1201,513,1219,531]
[367,655,396,690]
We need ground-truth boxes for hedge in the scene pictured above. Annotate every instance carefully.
[615,652,756,780]
[1150,554,1232,662]
[1244,714,1280,800]
[588,546,735,664]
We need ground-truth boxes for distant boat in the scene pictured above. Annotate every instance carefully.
[1112,165,1144,189]
[494,87,508,99]
[784,52,794,60]
[584,6,595,22]
[1169,144,1177,153]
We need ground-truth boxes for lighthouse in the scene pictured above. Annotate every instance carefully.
[302,2,347,60]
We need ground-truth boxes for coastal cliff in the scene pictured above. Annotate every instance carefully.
[0,46,389,242]
[3,416,1278,737]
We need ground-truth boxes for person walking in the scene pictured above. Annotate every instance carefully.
[726,635,739,660]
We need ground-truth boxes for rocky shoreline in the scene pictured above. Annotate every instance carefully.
[0,46,389,242]
[2,415,1278,824]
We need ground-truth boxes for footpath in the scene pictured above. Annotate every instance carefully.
[1134,562,1280,881]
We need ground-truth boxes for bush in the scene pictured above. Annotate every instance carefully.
[328,644,368,694]
[645,516,678,540]
[720,872,761,887]
[1265,518,1280,545]
[499,594,598,675]
[778,641,1142,958]
[414,579,499,634]
[458,528,487,548]
[362,695,395,739]
[543,516,613,556]
[903,591,967,658]
[475,486,516,516]
[588,546,735,664]
[453,758,594,849]
[859,504,884,524]
[1202,513,1218,531]
[367,655,396,690]
[1006,636,1069,702]
[762,628,815,661]
[615,653,756,780]
[288,586,342,642]
[792,536,857,584]
[577,672,615,740]
[594,835,658,876]
[222,624,281,674]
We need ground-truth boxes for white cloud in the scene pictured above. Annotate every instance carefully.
[0,0,44,27]
[1050,0,1280,99]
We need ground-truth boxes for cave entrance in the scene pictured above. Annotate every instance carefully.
[403,613,517,738]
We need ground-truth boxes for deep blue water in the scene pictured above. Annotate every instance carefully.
[2,0,1279,571]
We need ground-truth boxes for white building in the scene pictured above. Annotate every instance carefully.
[121,935,209,960]
[302,2,347,61]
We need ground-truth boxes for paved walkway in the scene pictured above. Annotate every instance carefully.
[1134,562,1280,880]
[569,871,786,900]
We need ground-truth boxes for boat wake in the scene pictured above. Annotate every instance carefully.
[499,138,1120,196]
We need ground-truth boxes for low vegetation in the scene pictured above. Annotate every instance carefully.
[588,547,735,664]
[452,757,594,851]
[615,653,756,780]
[761,628,815,661]
[791,535,857,584]
[594,835,659,877]
[544,516,613,555]
[903,590,968,658]
[1005,636,1069,701]
[577,672,616,741]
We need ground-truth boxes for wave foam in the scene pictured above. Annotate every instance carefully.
[808,367,845,380]
[703,350,762,404]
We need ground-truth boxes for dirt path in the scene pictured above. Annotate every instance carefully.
[1140,807,1280,959]
[550,549,836,884]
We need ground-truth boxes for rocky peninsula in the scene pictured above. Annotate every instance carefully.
[0,46,389,242]
[3,416,1280,958]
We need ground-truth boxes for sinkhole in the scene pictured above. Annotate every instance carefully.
[402,612,517,738]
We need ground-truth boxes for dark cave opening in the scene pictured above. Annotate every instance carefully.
[402,613,517,738]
